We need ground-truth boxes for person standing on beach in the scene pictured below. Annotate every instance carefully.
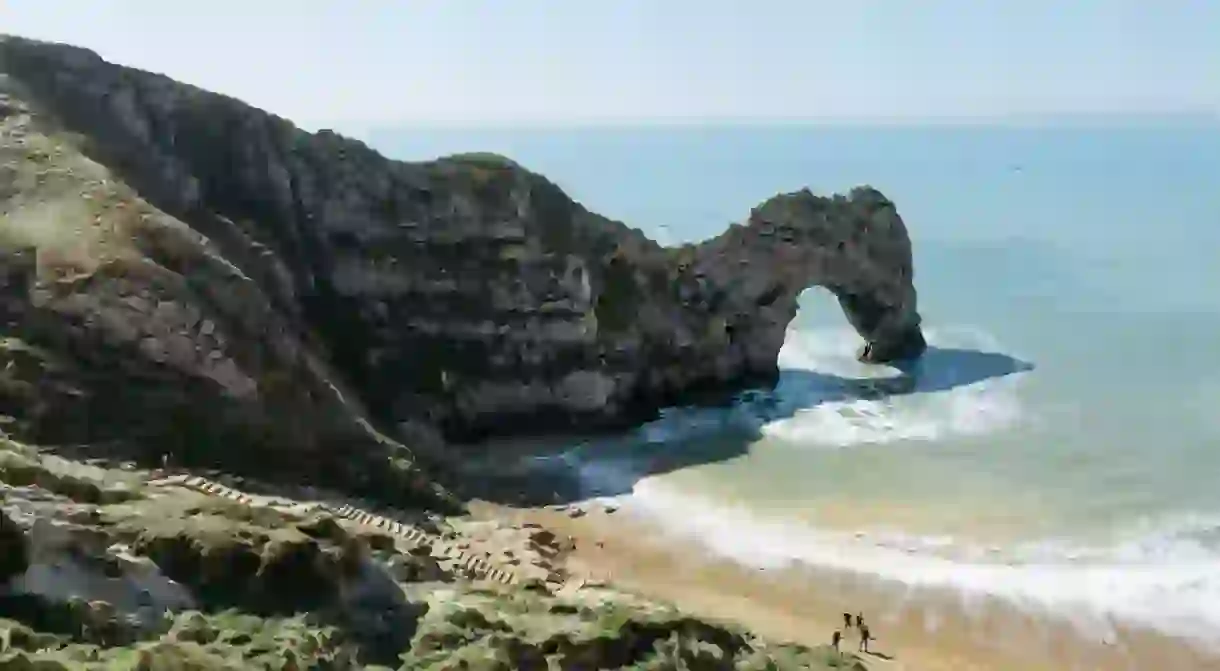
[832,630,842,652]
[858,623,872,653]
[856,612,864,629]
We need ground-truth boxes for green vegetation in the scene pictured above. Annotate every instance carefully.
[0,430,862,669]
[400,587,865,670]
[441,152,522,171]
[0,438,142,505]
[0,611,355,670]
[435,152,522,189]
[0,592,865,670]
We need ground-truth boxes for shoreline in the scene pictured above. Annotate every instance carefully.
[472,499,1220,671]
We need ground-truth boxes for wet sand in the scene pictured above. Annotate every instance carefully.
[473,501,1220,671]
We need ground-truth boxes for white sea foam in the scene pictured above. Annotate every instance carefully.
[605,324,1030,450]
[761,325,1027,447]
[619,475,1220,648]
[560,324,1220,646]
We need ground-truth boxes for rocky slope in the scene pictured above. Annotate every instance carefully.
[0,34,925,492]
[0,434,866,670]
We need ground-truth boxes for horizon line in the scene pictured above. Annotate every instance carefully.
[341,112,1218,133]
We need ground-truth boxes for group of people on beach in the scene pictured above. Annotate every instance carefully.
[832,612,873,654]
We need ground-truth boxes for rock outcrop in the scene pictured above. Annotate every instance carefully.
[0,433,863,670]
[0,35,925,479]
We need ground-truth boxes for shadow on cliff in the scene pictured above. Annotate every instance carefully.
[466,347,1034,506]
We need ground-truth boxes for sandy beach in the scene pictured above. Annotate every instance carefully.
[472,501,1220,671]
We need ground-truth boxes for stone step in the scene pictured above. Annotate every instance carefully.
[161,473,535,587]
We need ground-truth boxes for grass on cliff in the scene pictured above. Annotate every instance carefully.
[1,432,866,670]
[400,586,866,671]
[431,152,522,190]
[0,611,356,670]
[440,152,522,171]
[0,434,143,504]
[0,122,150,276]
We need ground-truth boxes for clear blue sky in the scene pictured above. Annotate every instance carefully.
[3,1,1217,129]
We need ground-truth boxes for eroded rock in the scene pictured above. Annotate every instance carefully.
[0,35,924,488]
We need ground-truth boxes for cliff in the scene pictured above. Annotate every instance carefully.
[0,35,925,495]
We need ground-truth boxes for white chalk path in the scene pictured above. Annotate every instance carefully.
[146,472,599,593]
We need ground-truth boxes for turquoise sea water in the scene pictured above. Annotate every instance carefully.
[374,125,1220,641]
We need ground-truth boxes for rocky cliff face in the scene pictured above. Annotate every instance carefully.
[0,35,924,486]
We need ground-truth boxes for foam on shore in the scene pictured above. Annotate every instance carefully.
[621,475,1220,649]
[557,324,1220,649]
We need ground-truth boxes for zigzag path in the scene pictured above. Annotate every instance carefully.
[146,472,602,594]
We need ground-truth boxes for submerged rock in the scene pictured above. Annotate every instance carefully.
[0,34,925,496]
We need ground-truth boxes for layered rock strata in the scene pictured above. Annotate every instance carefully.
[0,35,924,480]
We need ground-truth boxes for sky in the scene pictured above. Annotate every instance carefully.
[2,1,1217,130]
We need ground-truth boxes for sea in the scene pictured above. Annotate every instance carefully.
[372,124,1220,646]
